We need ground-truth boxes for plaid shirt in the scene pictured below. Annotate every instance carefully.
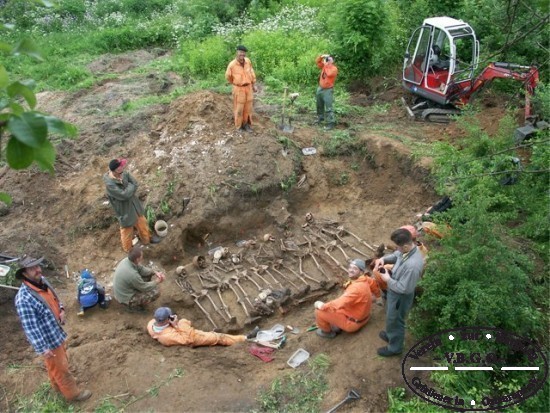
[15,281,67,354]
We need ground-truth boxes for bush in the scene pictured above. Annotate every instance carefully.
[180,36,232,79]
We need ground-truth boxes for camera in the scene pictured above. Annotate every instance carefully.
[324,55,332,63]
[169,315,176,321]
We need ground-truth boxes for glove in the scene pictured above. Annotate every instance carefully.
[314,301,324,310]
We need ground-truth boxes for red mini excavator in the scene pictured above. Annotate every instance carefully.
[402,17,539,126]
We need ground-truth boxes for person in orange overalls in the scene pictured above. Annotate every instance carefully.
[315,54,338,130]
[14,256,92,402]
[314,259,380,338]
[225,45,257,132]
[147,307,249,347]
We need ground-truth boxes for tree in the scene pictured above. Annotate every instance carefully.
[0,1,77,206]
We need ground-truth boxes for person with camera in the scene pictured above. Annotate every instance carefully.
[147,307,252,347]
[113,246,165,312]
[374,228,424,357]
[315,53,339,130]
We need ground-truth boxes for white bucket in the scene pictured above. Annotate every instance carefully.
[154,220,168,237]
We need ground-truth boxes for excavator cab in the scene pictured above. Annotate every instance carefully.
[403,17,479,108]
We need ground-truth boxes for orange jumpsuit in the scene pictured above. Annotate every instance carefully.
[26,282,81,400]
[225,57,256,129]
[315,275,380,333]
[147,319,246,347]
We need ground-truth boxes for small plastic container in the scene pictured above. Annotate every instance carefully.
[0,264,11,284]
[302,147,317,156]
[287,348,310,368]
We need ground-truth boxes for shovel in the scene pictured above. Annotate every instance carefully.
[278,87,294,133]
[326,389,361,413]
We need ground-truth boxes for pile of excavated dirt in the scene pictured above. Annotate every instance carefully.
[0,50,510,412]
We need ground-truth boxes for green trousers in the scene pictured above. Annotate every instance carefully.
[316,86,335,126]
[385,290,415,353]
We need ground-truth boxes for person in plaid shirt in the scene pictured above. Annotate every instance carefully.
[14,256,92,402]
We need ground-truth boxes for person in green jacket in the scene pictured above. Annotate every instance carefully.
[103,158,160,252]
[113,246,165,311]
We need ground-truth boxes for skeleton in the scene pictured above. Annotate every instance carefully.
[250,265,278,289]
[337,226,376,252]
[217,287,234,322]
[322,240,348,272]
[296,257,324,285]
[201,288,231,323]
[242,270,263,291]
[175,277,218,330]
[230,275,254,308]
[321,227,370,258]
[266,265,299,289]
[226,279,250,317]
[271,263,308,287]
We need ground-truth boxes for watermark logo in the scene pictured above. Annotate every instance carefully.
[401,326,548,411]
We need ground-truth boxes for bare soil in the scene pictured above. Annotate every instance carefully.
[0,50,509,412]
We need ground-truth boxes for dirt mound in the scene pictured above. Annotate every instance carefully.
[0,49,512,411]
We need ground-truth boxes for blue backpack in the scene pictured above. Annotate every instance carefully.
[77,269,99,308]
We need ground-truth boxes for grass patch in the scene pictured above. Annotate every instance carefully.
[15,382,74,413]
[317,130,364,157]
[255,354,329,413]
[388,387,445,412]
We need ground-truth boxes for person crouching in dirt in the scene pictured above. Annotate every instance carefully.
[77,269,111,316]
[148,307,256,347]
[104,157,161,252]
[14,256,92,402]
[113,246,165,312]
[225,45,257,133]
[315,54,338,130]
[314,259,380,339]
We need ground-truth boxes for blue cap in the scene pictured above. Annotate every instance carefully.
[154,307,172,322]
[350,259,366,272]
[80,269,93,279]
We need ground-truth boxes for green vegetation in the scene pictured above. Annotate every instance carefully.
[1,1,548,411]
[14,381,74,413]
[255,354,330,413]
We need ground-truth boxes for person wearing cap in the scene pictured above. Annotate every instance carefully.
[77,269,110,316]
[103,158,161,252]
[314,258,380,338]
[225,45,257,132]
[147,307,249,347]
[14,256,92,402]
[113,246,165,311]
[315,53,339,130]
[374,228,424,357]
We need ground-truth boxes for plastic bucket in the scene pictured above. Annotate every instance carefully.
[154,220,168,237]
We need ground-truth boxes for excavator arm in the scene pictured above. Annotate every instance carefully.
[451,63,539,120]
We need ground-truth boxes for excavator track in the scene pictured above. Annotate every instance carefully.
[421,108,461,123]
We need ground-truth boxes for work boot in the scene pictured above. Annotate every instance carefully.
[243,123,253,133]
[99,296,111,310]
[316,329,336,339]
[77,307,85,317]
[150,235,162,244]
[379,330,389,343]
[73,389,92,402]
[246,326,260,339]
[331,326,342,334]
[314,118,324,125]
[377,346,402,357]
[324,123,335,131]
